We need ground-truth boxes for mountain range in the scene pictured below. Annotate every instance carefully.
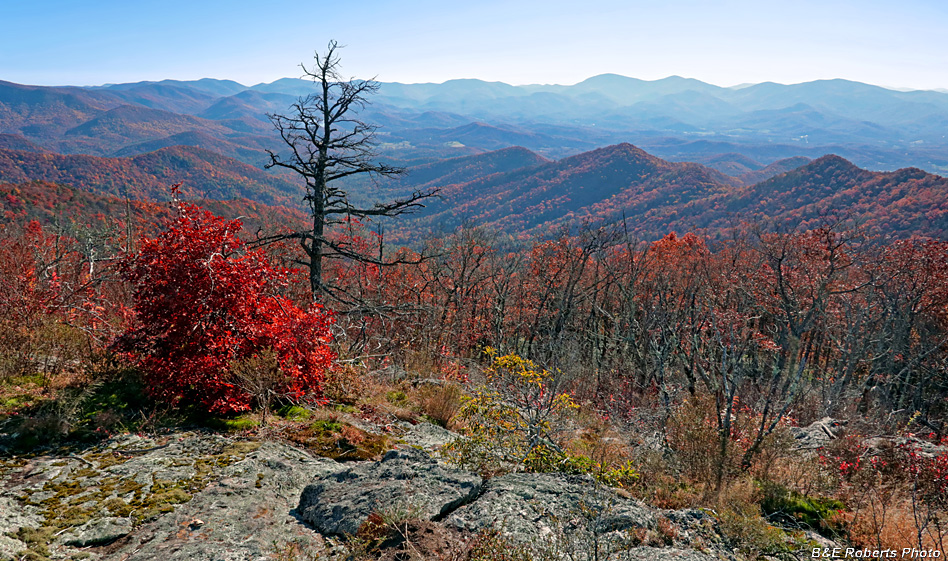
[3,74,948,174]
[1,75,947,242]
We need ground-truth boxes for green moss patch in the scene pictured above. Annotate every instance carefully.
[276,405,312,420]
[310,419,342,433]
[10,525,56,560]
[385,390,408,407]
[205,415,259,432]
[284,420,391,461]
[759,482,846,539]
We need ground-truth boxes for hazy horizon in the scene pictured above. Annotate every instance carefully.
[15,73,947,96]
[3,0,946,91]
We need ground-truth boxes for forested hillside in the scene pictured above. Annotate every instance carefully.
[0,180,306,235]
[0,146,303,204]
[389,144,948,241]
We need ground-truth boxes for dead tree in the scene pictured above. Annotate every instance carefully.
[264,40,438,301]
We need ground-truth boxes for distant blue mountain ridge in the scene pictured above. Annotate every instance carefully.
[1,74,946,174]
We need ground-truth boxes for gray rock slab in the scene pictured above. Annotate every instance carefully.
[0,479,44,559]
[1,432,343,561]
[399,422,460,451]
[297,447,482,536]
[446,472,655,543]
[790,417,847,450]
[110,440,342,561]
[617,547,723,560]
[61,516,133,547]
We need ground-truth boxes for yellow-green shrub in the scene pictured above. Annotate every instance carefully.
[443,350,579,474]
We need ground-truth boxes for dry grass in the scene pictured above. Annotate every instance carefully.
[758,455,835,498]
[322,363,371,405]
[845,493,948,552]
[412,382,464,428]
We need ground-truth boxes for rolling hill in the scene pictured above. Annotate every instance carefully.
[0,180,306,239]
[394,146,550,191]
[0,137,945,244]
[389,144,948,241]
[0,145,303,205]
[392,143,739,238]
[705,155,948,237]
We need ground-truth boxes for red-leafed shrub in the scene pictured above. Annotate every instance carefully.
[116,203,334,414]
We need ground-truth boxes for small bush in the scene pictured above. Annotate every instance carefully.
[443,351,577,474]
[716,478,800,559]
[117,204,334,414]
[666,394,794,493]
[322,363,369,406]
[2,352,159,450]
[228,350,292,427]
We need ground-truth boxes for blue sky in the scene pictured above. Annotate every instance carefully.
[2,0,946,90]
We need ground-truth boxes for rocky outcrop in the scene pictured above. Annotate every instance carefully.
[297,447,482,536]
[296,448,737,560]
[0,495,42,557]
[0,431,341,560]
[61,517,133,547]
[790,417,848,450]
[397,422,459,450]
[0,423,831,560]
[445,471,654,539]
[108,439,341,561]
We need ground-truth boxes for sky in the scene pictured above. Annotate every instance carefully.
[2,0,947,90]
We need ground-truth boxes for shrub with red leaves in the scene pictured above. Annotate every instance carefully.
[116,203,334,414]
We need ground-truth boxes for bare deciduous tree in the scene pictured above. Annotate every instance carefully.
[264,40,438,301]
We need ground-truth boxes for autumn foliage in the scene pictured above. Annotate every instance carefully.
[117,203,334,414]
[327,223,948,436]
